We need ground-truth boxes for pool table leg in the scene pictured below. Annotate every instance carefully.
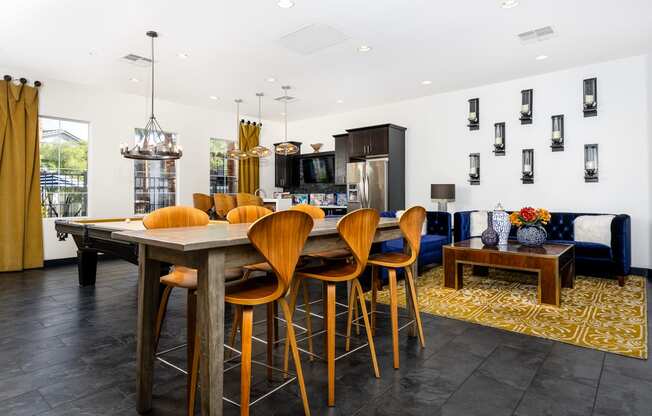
[77,249,98,287]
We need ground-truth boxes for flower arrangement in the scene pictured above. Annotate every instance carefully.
[509,207,551,228]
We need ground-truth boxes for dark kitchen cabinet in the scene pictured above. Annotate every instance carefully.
[274,141,301,189]
[333,133,348,185]
[347,124,393,158]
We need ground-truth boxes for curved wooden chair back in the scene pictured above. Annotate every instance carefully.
[399,206,427,264]
[337,208,380,276]
[143,206,209,229]
[213,193,237,219]
[226,205,272,224]
[290,204,325,220]
[247,210,314,298]
[236,193,263,207]
[192,193,214,214]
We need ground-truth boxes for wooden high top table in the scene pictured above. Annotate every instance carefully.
[113,217,404,416]
[443,238,575,306]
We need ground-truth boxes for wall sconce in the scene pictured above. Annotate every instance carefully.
[583,78,597,117]
[521,149,534,184]
[519,89,533,125]
[584,144,599,182]
[550,114,564,151]
[469,153,480,185]
[493,122,506,156]
[467,98,479,131]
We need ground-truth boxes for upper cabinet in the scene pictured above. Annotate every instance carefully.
[346,124,402,158]
[333,133,348,185]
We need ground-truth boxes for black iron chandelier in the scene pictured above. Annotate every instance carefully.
[120,31,182,160]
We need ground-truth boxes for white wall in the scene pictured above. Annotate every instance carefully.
[17,77,282,260]
[286,55,652,268]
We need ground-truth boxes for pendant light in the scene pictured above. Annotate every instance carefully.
[120,31,182,160]
[247,92,272,158]
[226,99,249,160]
[275,85,299,156]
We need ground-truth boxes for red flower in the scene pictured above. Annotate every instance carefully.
[519,207,538,223]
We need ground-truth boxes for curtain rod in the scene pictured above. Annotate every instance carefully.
[3,75,42,87]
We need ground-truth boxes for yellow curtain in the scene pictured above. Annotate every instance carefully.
[238,121,260,193]
[0,80,44,271]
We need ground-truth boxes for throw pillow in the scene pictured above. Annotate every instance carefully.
[573,215,615,247]
[470,211,488,237]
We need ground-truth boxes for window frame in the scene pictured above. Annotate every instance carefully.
[133,128,179,215]
[209,137,238,195]
[38,115,91,219]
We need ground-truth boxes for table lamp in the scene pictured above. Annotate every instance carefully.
[430,184,455,212]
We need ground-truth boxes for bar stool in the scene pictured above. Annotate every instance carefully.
[190,210,314,416]
[192,192,214,218]
[363,206,427,369]
[146,206,243,415]
[286,208,381,406]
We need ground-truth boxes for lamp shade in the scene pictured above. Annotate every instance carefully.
[431,184,455,200]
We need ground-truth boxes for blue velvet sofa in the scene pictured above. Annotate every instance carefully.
[378,210,452,274]
[454,211,631,285]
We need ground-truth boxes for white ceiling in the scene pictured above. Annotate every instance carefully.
[2,0,651,121]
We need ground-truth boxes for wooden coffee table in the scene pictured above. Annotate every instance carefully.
[443,238,575,306]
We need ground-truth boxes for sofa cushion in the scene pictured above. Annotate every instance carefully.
[546,239,612,259]
[383,235,448,253]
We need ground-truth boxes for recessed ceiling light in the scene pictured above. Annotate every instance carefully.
[421,80,432,85]
[336,99,344,104]
[209,95,218,100]
[357,45,372,53]
[500,0,519,9]
[277,0,294,8]
[535,55,548,60]
[267,77,276,82]
[130,78,139,83]
[177,53,189,59]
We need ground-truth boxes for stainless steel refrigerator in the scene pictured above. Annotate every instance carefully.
[346,158,388,212]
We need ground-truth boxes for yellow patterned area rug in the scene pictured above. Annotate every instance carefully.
[371,267,648,359]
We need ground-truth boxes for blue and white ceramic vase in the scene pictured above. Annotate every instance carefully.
[492,203,511,246]
[516,226,547,247]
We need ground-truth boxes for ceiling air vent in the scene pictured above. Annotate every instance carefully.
[121,54,152,67]
[517,26,555,44]
[279,24,349,55]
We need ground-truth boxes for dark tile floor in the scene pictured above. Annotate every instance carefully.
[1,260,651,415]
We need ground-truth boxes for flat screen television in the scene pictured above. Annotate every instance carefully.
[302,156,334,183]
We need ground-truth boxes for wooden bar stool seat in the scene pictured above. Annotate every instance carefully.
[161,266,243,289]
[285,208,381,407]
[364,206,427,370]
[367,251,411,267]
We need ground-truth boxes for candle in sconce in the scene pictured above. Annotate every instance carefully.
[495,136,503,145]
[469,167,478,176]
[585,95,595,105]
[552,130,561,140]
[521,104,530,114]
[523,164,532,174]
[468,112,477,121]
[586,160,596,170]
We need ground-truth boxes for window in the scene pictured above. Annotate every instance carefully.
[133,129,177,214]
[39,117,89,218]
[209,138,238,194]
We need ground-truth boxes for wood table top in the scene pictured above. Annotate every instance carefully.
[447,237,574,258]
[112,216,399,252]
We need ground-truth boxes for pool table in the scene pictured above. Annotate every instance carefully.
[55,217,152,286]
